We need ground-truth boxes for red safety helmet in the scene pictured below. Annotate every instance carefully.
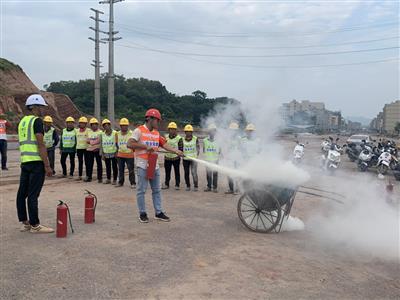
[145,108,161,120]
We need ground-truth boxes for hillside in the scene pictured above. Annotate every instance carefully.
[0,58,82,132]
[46,74,236,125]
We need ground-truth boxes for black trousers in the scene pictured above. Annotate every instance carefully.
[228,177,235,192]
[16,162,45,226]
[164,158,180,187]
[47,149,55,174]
[206,167,218,189]
[117,157,135,185]
[0,139,7,169]
[85,150,102,180]
[76,149,87,177]
[105,157,118,181]
[60,152,75,176]
[182,159,198,188]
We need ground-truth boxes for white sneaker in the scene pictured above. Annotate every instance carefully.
[30,224,54,234]
[20,224,31,232]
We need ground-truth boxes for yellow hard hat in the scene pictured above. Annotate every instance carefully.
[43,116,53,123]
[184,124,194,132]
[119,118,129,126]
[229,122,239,130]
[208,124,217,130]
[79,116,88,123]
[66,116,75,123]
[102,119,111,125]
[168,122,178,129]
[246,123,256,131]
[89,118,99,124]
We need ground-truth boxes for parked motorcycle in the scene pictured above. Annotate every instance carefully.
[293,142,305,164]
[346,142,360,162]
[377,146,399,175]
[321,137,343,174]
[357,144,380,172]
[321,139,331,154]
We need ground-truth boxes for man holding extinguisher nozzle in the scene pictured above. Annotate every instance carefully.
[128,108,183,223]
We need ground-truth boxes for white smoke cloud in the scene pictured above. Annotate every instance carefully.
[197,99,399,260]
[307,176,400,261]
[199,97,309,188]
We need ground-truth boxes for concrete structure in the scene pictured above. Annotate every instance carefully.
[369,112,384,133]
[383,100,400,134]
[346,120,362,132]
[280,99,341,132]
[370,101,400,134]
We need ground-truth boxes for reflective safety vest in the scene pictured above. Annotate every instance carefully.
[117,130,134,157]
[183,136,198,160]
[0,119,7,140]
[62,128,76,149]
[165,134,181,159]
[101,130,117,154]
[44,127,55,149]
[135,125,160,161]
[87,129,101,151]
[76,128,89,150]
[203,137,219,162]
[18,115,42,163]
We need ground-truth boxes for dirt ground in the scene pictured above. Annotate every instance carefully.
[1,135,399,299]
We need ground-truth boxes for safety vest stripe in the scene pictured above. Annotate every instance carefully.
[19,140,38,145]
[26,116,35,142]
[20,151,40,156]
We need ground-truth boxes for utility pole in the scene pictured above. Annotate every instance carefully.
[100,0,123,125]
[89,8,105,121]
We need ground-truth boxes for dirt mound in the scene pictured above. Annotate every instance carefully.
[0,58,82,132]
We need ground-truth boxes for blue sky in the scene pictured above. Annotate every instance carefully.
[1,0,399,118]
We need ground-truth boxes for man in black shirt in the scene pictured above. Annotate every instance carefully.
[16,94,54,234]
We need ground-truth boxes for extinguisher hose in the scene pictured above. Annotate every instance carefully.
[92,193,98,222]
[63,202,75,233]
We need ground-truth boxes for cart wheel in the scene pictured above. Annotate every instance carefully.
[237,192,282,233]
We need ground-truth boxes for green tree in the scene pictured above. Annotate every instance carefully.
[46,75,236,125]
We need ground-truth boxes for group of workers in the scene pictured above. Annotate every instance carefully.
[14,94,258,233]
[43,115,136,187]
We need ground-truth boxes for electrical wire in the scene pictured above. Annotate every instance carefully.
[115,20,398,38]
[117,43,399,69]
[118,25,399,50]
[118,41,399,58]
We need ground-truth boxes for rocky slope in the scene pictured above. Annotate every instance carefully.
[0,58,82,132]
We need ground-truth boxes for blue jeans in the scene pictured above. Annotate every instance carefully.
[136,167,162,215]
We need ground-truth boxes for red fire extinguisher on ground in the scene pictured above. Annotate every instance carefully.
[57,201,74,238]
[147,153,158,179]
[84,190,98,224]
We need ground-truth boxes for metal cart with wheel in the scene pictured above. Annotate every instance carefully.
[237,181,344,233]
[237,181,297,233]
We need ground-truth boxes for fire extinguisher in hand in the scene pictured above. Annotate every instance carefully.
[57,201,74,238]
[84,190,98,224]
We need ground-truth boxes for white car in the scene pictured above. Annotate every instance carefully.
[346,134,372,145]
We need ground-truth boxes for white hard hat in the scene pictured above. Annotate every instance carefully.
[25,94,47,107]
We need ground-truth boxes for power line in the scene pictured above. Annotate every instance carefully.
[118,25,399,49]
[116,44,399,69]
[115,20,398,38]
[118,41,399,58]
